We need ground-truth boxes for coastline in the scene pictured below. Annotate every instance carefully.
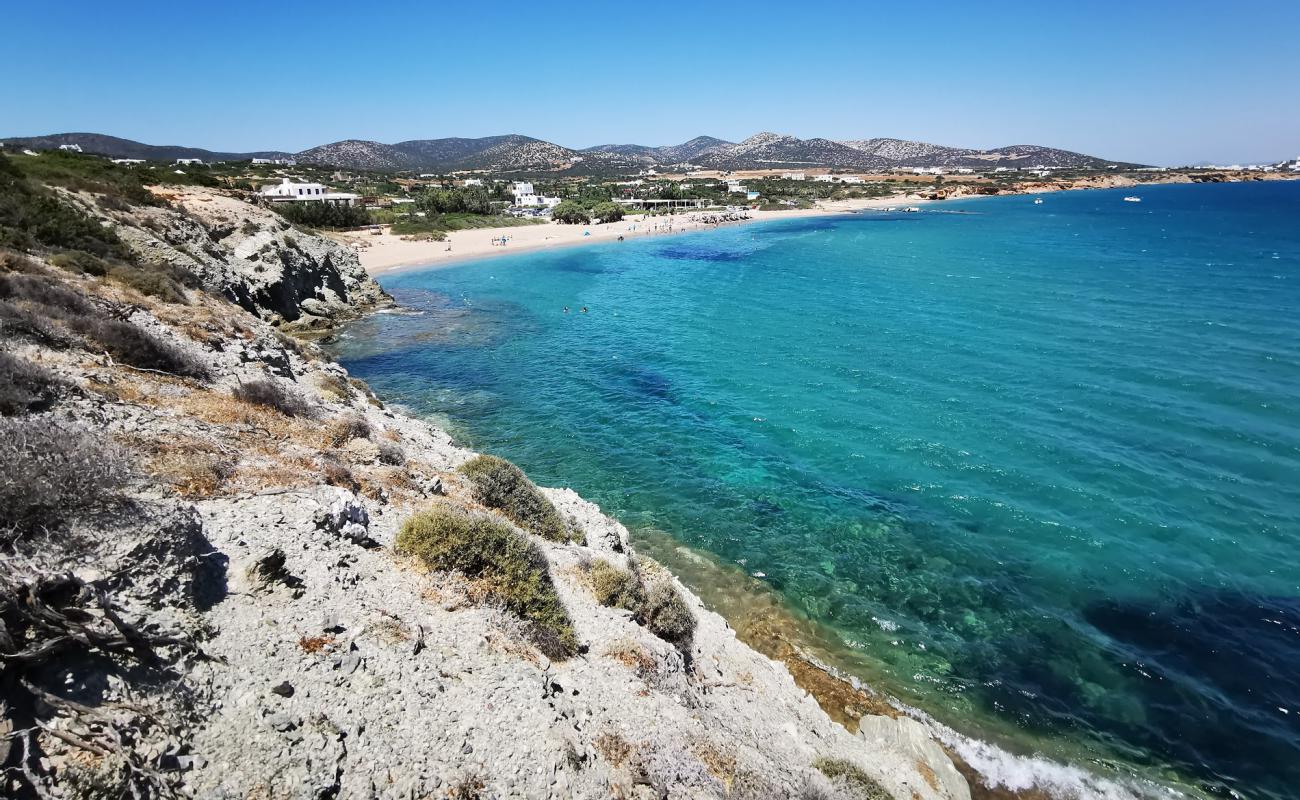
[331,172,1300,278]
[330,195,930,276]
[318,186,1271,800]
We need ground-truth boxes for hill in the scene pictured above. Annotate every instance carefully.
[2,131,1138,172]
[0,132,293,163]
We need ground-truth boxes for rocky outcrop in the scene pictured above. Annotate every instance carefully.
[73,186,389,329]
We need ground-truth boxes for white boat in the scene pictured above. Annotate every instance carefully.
[903,206,921,213]
[1033,198,1043,205]
[1123,196,1142,203]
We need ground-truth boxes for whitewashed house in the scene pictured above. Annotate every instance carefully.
[260,178,359,206]
[252,157,297,166]
[175,158,204,166]
[510,181,560,208]
[59,144,83,152]
[781,172,806,181]
[111,158,145,165]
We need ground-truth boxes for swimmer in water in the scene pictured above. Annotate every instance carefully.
[563,306,570,313]
[580,306,588,314]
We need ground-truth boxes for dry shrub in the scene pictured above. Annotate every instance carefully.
[232,378,310,417]
[0,350,65,415]
[315,372,350,401]
[396,504,577,659]
[81,317,209,379]
[447,775,486,800]
[459,454,575,543]
[0,417,131,539]
[323,414,370,447]
[376,440,405,466]
[321,456,359,491]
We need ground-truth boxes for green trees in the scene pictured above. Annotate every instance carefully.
[416,185,492,215]
[590,201,624,223]
[270,201,371,229]
[551,201,590,224]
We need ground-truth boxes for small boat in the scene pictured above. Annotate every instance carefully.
[903,206,921,213]
[1033,198,1043,205]
[1123,196,1142,203]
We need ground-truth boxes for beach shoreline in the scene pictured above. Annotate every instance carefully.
[330,195,930,276]
[332,173,1300,277]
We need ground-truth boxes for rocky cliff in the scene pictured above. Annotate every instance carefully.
[67,185,390,330]
[0,210,972,798]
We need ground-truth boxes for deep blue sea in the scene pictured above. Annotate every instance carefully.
[331,182,1300,799]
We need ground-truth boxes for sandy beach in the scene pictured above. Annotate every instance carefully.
[329,195,928,275]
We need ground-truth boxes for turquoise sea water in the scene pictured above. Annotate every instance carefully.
[331,182,1300,799]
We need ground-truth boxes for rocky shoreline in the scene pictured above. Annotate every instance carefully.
[1,185,979,799]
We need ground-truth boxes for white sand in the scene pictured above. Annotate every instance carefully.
[329,196,928,276]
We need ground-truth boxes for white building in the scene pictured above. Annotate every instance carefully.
[175,158,204,166]
[461,178,484,187]
[517,193,561,209]
[111,158,145,165]
[252,157,297,166]
[840,176,865,184]
[260,178,359,206]
[781,172,806,181]
[59,144,83,152]
[812,174,838,183]
[510,181,560,208]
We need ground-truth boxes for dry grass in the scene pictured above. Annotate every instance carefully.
[298,634,337,654]
[915,759,939,791]
[603,639,657,675]
[695,741,737,791]
[147,439,234,497]
[594,732,633,769]
[812,758,892,800]
[315,372,351,402]
[321,414,371,448]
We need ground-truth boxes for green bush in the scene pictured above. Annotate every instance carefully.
[396,504,577,658]
[50,250,111,277]
[812,758,891,800]
[591,201,625,223]
[589,560,645,611]
[551,201,590,225]
[108,264,189,303]
[0,155,135,258]
[0,350,65,415]
[641,581,696,647]
[270,201,371,229]
[459,454,575,543]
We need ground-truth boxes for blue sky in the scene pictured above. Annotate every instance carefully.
[4,0,1297,165]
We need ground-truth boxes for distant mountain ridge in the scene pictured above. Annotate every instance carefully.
[2,131,1138,172]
